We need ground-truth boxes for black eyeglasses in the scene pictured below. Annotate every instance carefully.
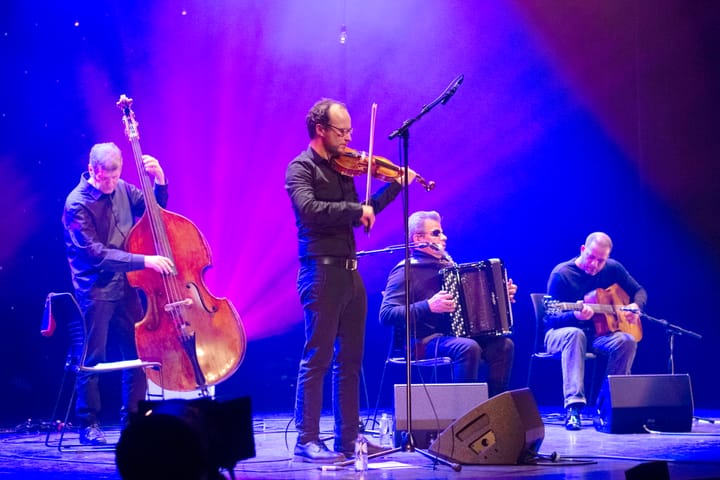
[423,229,444,237]
[325,124,353,137]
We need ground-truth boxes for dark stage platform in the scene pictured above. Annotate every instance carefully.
[1,408,719,480]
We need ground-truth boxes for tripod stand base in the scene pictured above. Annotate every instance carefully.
[409,445,462,471]
[333,445,405,469]
[332,434,462,471]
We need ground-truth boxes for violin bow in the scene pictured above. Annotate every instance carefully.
[364,102,378,235]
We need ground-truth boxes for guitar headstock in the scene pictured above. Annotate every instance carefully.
[116,94,139,140]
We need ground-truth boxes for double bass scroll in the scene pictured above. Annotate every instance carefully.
[117,95,246,392]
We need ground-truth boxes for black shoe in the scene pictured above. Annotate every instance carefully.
[294,441,345,463]
[565,407,582,431]
[79,424,107,445]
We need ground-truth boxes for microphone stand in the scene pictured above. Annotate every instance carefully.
[360,75,464,471]
[356,242,436,258]
[639,313,711,423]
[640,313,702,374]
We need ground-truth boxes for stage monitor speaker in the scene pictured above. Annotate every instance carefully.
[428,388,544,465]
[594,374,694,434]
[394,383,488,449]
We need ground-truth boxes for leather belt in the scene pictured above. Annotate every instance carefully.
[302,256,358,271]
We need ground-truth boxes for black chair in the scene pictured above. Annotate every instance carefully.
[367,324,454,430]
[526,293,599,406]
[41,292,164,451]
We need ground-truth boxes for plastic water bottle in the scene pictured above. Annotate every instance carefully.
[354,435,368,471]
[378,413,393,447]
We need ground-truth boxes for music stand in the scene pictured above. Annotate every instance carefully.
[338,75,465,471]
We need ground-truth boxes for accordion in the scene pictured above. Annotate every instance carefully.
[439,258,513,338]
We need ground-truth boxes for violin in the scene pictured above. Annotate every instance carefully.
[332,147,436,192]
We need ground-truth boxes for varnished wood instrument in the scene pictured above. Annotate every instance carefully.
[544,283,643,342]
[117,95,246,392]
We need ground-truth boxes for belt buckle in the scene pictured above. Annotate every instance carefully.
[345,258,358,271]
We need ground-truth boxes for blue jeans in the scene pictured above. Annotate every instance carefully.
[294,263,366,454]
[422,335,514,398]
[544,327,637,408]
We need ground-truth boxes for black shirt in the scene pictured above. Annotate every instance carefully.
[285,146,402,259]
[379,251,453,340]
[546,257,647,332]
[62,172,169,300]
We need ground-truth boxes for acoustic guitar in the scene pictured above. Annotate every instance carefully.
[544,283,643,342]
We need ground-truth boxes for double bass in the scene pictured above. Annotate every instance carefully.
[117,95,246,392]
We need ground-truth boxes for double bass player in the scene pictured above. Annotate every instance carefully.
[62,142,173,444]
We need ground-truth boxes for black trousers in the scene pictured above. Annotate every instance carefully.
[294,262,367,453]
[75,288,146,426]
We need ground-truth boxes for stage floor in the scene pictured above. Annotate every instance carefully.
[1,408,719,479]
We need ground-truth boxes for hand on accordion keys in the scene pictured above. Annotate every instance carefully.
[428,290,457,313]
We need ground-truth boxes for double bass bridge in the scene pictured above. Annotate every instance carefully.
[163,298,193,312]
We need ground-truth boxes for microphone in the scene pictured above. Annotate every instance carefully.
[440,74,464,105]
[428,243,455,263]
[409,241,454,263]
[410,241,440,251]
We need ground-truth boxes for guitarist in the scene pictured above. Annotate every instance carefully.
[545,232,646,430]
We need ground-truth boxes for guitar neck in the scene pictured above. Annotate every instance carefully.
[553,302,622,315]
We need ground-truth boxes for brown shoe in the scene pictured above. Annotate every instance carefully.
[294,441,345,463]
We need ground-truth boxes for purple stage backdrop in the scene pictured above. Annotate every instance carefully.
[1,1,718,420]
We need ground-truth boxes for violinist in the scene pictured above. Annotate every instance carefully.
[285,98,416,463]
[62,142,174,445]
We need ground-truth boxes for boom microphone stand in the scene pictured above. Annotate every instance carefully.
[639,313,702,374]
[353,75,465,471]
[638,313,711,424]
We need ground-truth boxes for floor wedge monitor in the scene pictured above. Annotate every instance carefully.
[428,388,544,465]
[394,382,488,449]
[594,374,694,433]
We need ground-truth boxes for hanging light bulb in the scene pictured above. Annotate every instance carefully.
[339,25,348,44]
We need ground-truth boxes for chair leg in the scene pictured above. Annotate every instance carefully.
[57,383,78,452]
[144,366,166,401]
[156,366,165,400]
[359,365,371,423]
[526,356,534,390]
[367,360,390,432]
[587,359,599,408]
[45,368,71,448]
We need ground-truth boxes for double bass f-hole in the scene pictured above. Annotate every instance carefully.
[116,94,246,392]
